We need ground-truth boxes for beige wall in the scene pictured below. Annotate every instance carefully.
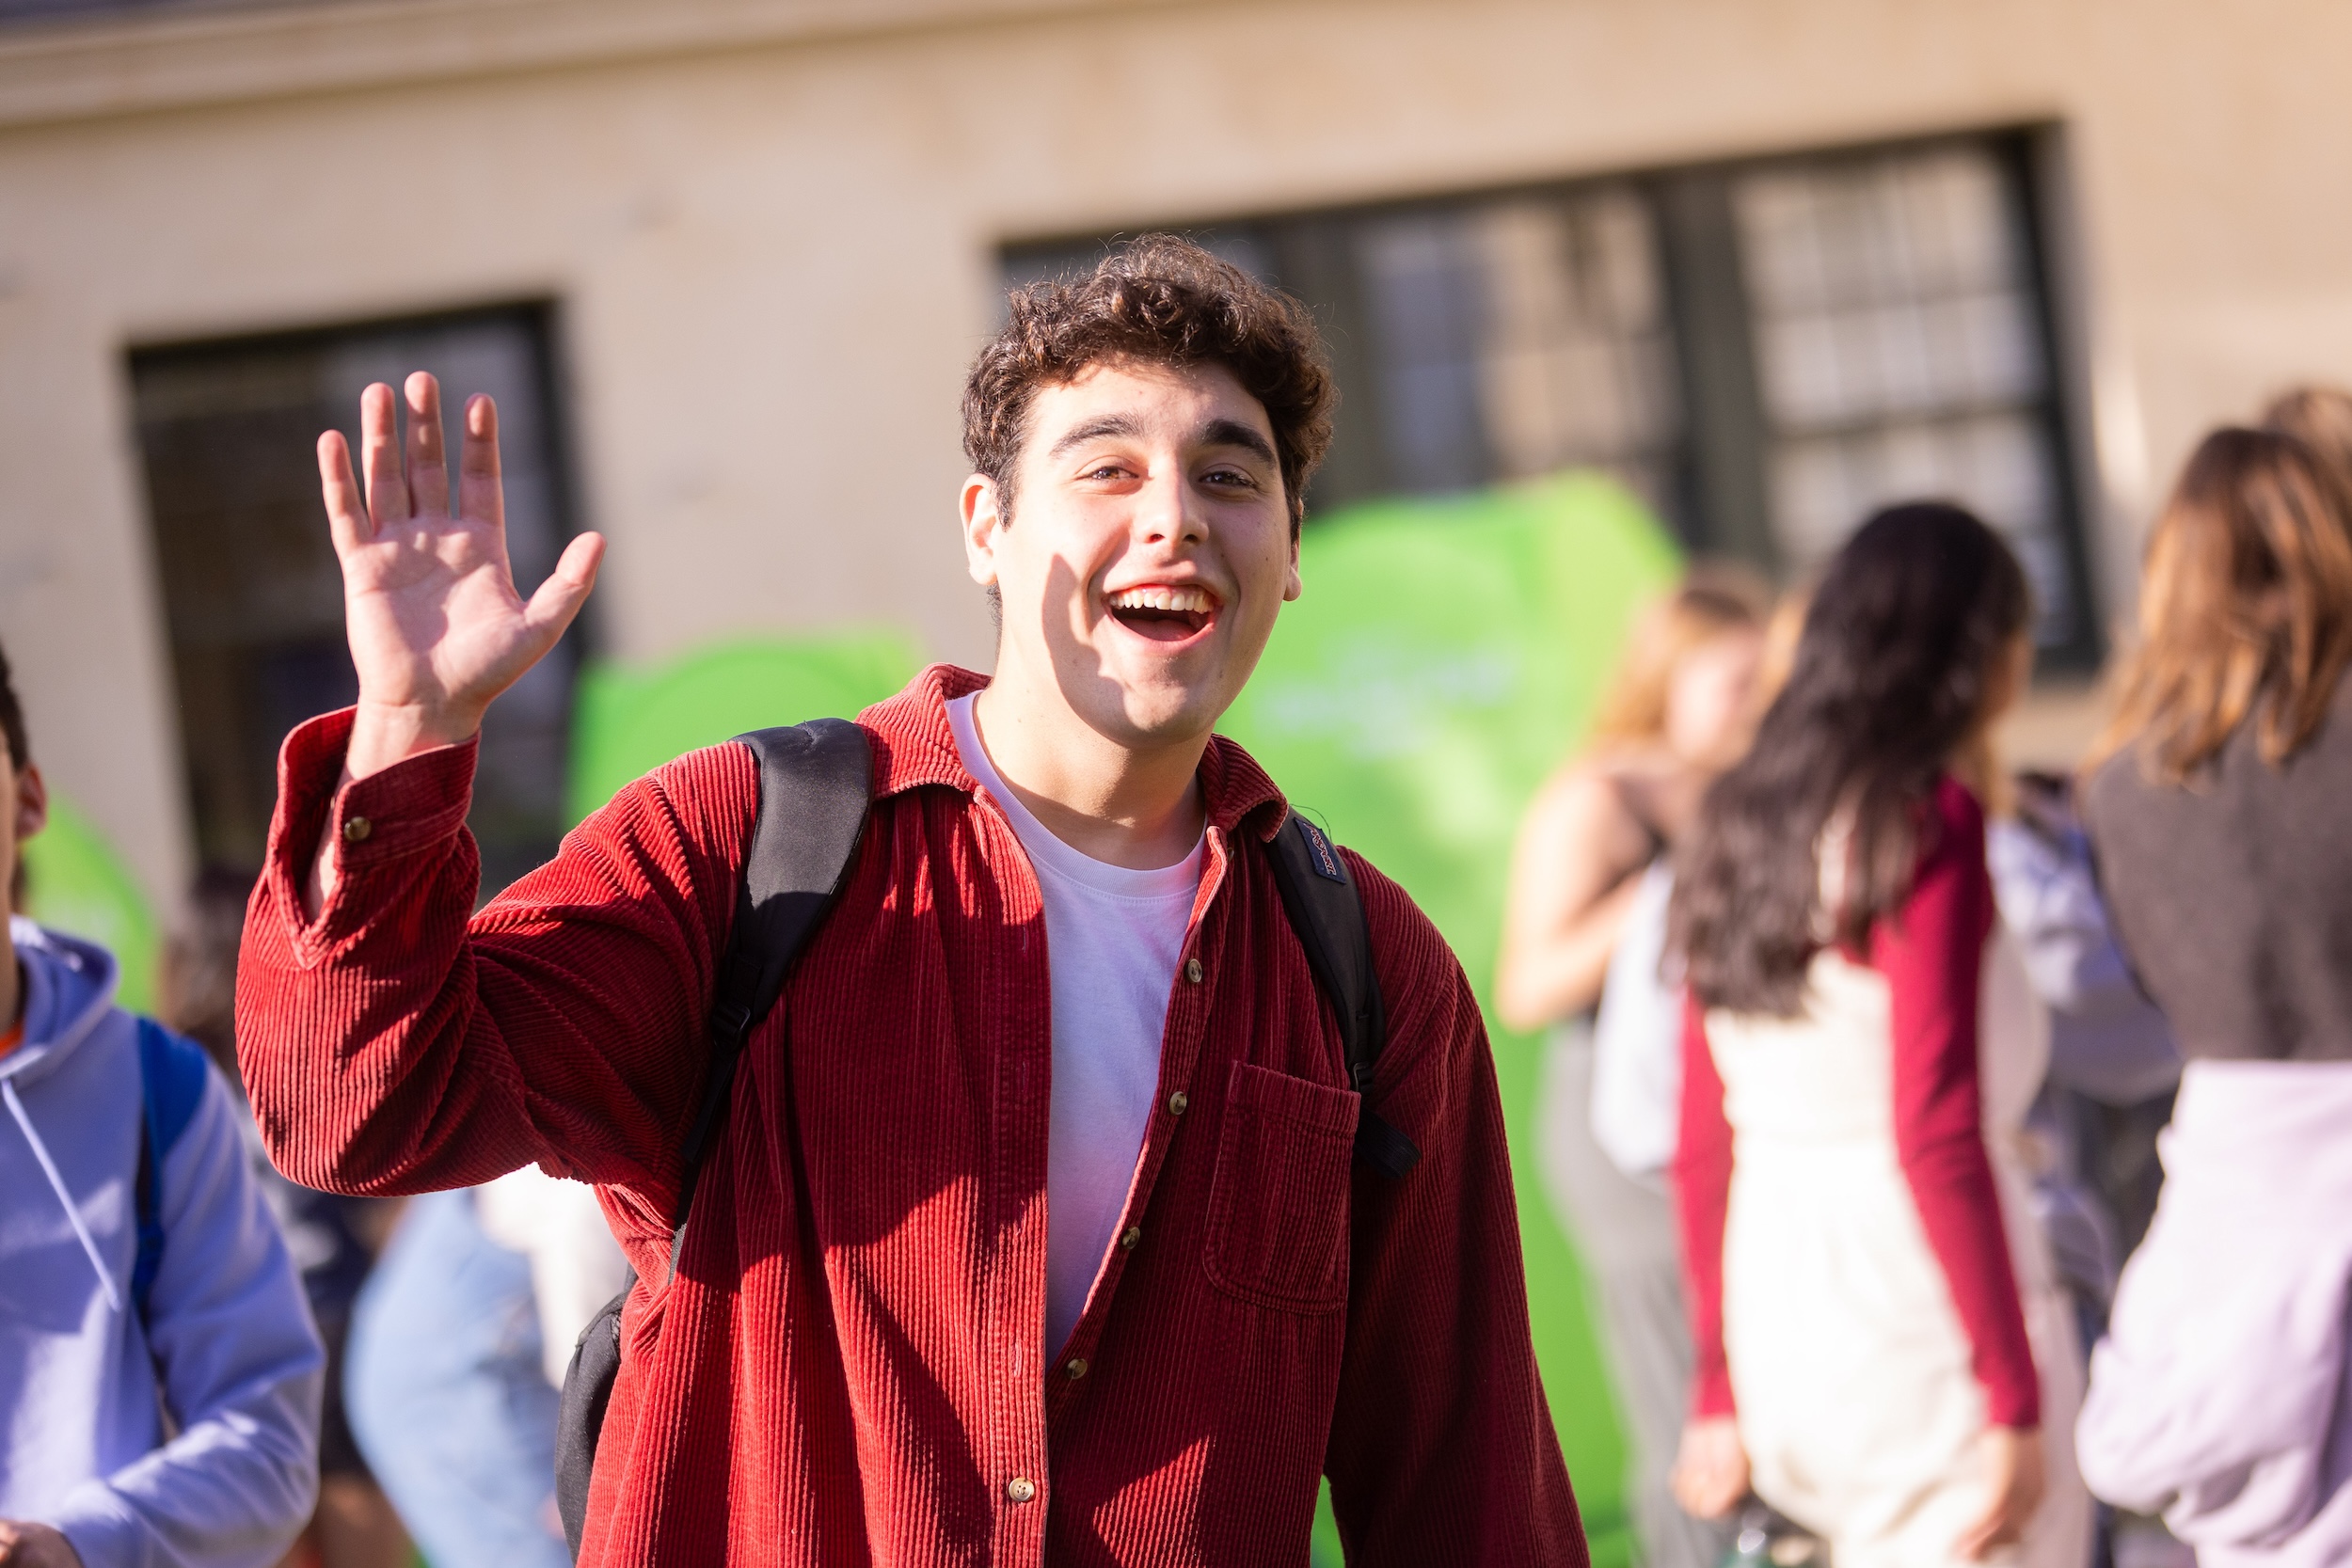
[4,0,2349,905]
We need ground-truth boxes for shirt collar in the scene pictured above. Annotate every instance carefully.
[861,664,1291,843]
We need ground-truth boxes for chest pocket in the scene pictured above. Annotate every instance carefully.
[1202,1060,1359,1313]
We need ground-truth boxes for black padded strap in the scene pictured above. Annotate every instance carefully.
[1265,812,1421,1179]
[669,718,873,1275]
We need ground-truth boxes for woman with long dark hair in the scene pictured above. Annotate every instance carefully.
[1666,504,2090,1566]
[2074,427,2352,1563]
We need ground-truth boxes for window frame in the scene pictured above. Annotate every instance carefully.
[1000,121,2102,670]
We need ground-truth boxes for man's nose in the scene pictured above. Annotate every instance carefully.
[1135,465,1204,546]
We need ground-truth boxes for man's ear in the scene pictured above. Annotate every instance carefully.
[13,763,44,847]
[961,473,1006,590]
[1283,520,1304,604]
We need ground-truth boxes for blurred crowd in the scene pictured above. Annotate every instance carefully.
[1502,387,2352,1568]
[3,356,2351,1565]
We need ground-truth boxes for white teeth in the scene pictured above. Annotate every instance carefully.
[1107,586,1215,614]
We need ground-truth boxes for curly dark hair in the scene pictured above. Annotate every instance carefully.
[1669,503,2030,1016]
[964,233,1336,532]
[0,637,26,770]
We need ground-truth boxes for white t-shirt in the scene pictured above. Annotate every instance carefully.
[946,694,1203,1354]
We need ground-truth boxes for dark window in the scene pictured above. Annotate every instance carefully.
[1730,144,2087,651]
[130,303,582,895]
[1002,128,2095,665]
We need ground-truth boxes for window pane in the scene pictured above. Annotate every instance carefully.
[1735,145,2079,647]
[991,132,2086,647]
[1357,210,1493,495]
[1001,187,1684,521]
[1469,191,1681,515]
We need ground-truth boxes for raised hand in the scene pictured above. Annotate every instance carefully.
[320,372,604,783]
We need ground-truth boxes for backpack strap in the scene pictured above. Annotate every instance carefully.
[132,1018,211,1322]
[1264,812,1422,1180]
[667,718,873,1279]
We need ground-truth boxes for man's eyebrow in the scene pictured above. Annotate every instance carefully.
[1200,418,1278,467]
[1047,415,1145,461]
[1045,411,1278,467]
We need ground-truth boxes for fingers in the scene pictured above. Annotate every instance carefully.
[318,431,369,554]
[1669,1419,1748,1519]
[405,372,449,520]
[1956,1511,2012,1560]
[358,382,408,528]
[457,393,504,531]
[1959,1426,2043,1559]
[519,531,606,651]
[1955,1481,2026,1560]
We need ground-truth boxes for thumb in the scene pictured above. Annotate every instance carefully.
[520,531,606,649]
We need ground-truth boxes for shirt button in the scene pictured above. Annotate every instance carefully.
[1167,1090,1189,1117]
[342,816,373,844]
[1119,1226,1142,1250]
[1006,1476,1037,1504]
[1184,958,1203,984]
[1063,1357,1088,1380]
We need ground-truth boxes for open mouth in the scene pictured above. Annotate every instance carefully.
[1105,584,1220,645]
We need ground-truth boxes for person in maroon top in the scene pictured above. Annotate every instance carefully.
[1663,507,2085,1566]
[233,235,1585,1566]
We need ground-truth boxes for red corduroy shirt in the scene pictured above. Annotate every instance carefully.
[238,665,1586,1567]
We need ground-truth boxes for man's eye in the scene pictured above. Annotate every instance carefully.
[1204,468,1258,490]
[1083,465,1127,481]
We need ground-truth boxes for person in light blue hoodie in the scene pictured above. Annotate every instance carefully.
[0,641,323,1568]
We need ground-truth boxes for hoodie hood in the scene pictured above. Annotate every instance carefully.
[2,915,120,1090]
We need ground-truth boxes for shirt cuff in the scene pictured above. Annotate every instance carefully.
[1983,1372,2042,1430]
[262,707,480,933]
[1691,1360,1736,1419]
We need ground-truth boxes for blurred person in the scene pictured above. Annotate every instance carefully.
[342,1185,573,1568]
[234,236,1584,1564]
[2076,427,2352,1565]
[1668,505,2092,1568]
[1498,569,1767,1568]
[2261,383,2352,481]
[1983,774,2180,1298]
[156,873,409,1568]
[1980,767,2182,1568]
[472,1168,635,1390]
[0,640,322,1568]
[339,1143,625,1568]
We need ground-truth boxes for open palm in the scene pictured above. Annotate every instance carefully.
[320,373,603,779]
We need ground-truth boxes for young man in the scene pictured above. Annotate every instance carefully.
[0,644,323,1568]
[238,237,1585,1565]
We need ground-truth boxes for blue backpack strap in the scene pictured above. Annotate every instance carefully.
[132,1018,211,1322]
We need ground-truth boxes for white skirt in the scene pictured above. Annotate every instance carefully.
[1724,1138,2090,1568]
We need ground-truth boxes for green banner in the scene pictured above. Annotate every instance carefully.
[566,630,922,826]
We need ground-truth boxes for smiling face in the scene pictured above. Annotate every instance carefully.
[961,357,1302,752]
